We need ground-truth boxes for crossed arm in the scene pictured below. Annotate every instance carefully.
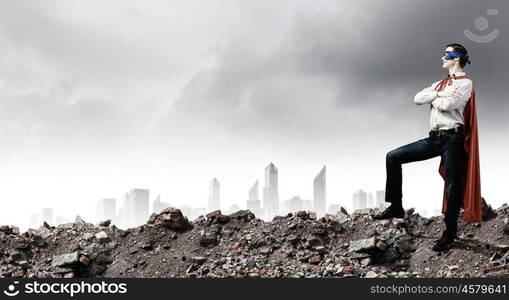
[414,80,472,111]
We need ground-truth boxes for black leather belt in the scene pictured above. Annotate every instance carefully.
[429,126,464,138]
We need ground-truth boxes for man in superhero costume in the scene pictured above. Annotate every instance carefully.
[372,43,482,252]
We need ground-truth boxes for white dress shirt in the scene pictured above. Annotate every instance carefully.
[414,72,473,131]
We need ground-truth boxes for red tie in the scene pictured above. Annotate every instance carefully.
[430,75,469,111]
[434,74,469,92]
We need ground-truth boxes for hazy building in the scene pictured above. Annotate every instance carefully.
[131,189,149,225]
[368,193,374,208]
[352,189,368,210]
[247,180,262,217]
[118,192,133,228]
[208,177,220,212]
[313,166,326,216]
[97,198,116,222]
[179,205,192,218]
[152,194,172,213]
[118,189,149,227]
[191,207,206,220]
[303,199,313,211]
[263,162,279,218]
[28,213,39,229]
[288,196,304,213]
[40,208,54,225]
[375,190,386,207]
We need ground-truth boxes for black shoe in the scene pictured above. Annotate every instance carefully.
[432,231,456,252]
[372,204,405,220]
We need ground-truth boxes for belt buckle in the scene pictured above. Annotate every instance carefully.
[429,130,439,138]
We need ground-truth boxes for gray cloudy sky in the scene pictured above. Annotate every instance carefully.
[1,0,508,228]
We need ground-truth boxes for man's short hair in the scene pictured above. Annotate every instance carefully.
[446,43,471,68]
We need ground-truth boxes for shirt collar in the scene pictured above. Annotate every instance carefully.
[449,71,466,77]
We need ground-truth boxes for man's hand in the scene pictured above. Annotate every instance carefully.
[438,86,462,99]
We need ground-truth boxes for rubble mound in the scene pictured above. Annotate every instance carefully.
[1,203,509,278]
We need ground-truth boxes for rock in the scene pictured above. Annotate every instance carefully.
[199,231,217,246]
[394,237,414,252]
[95,231,110,243]
[342,265,356,275]
[79,255,91,266]
[74,216,86,226]
[376,240,387,251]
[99,220,111,227]
[52,251,80,268]
[323,214,338,225]
[259,247,273,255]
[340,207,349,215]
[288,235,300,246]
[206,210,222,219]
[315,246,327,255]
[38,226,52,239]
[349,237,378,253]
[140,242,153,250]
[82,232,95,241]
[335,212,349,224]
[228,210,253,219]
[355,208,372,215]
[58,223,75,229]
[154,208,191,231]
[448,265,459,271]
[392,219,406,228]
[482,198,497,221]
[393,259,410,269]
[13,269,25,277]
[309,255,321,264]
[147,213,158,224]
[365,270,378,278]
[503,224,509,235]
[191,256,207,265]
[34,239,46,247]
[0,225,12,234]
[10,226,20,235]
[296,211,309,220]
[331,224,344,233]
[360,257,371,266]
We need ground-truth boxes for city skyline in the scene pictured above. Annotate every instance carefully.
[23,162,409,230]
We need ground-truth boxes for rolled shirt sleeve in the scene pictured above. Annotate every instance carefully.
[414,82,439,105]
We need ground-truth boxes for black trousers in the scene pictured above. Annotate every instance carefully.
[385,131,467,234]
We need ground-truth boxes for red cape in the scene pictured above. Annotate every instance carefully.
[437,77,482,223]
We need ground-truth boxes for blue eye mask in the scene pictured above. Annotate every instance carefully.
[442,51,467,61]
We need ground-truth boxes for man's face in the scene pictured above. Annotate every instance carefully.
[441,46,459,69]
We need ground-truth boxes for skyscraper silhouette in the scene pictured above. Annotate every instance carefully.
[208,177,220,212]
[97,198,116,222]
[313,165,326,216]
[352,189,368,210]
[263,162,279,219]
[247,180,262,217]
